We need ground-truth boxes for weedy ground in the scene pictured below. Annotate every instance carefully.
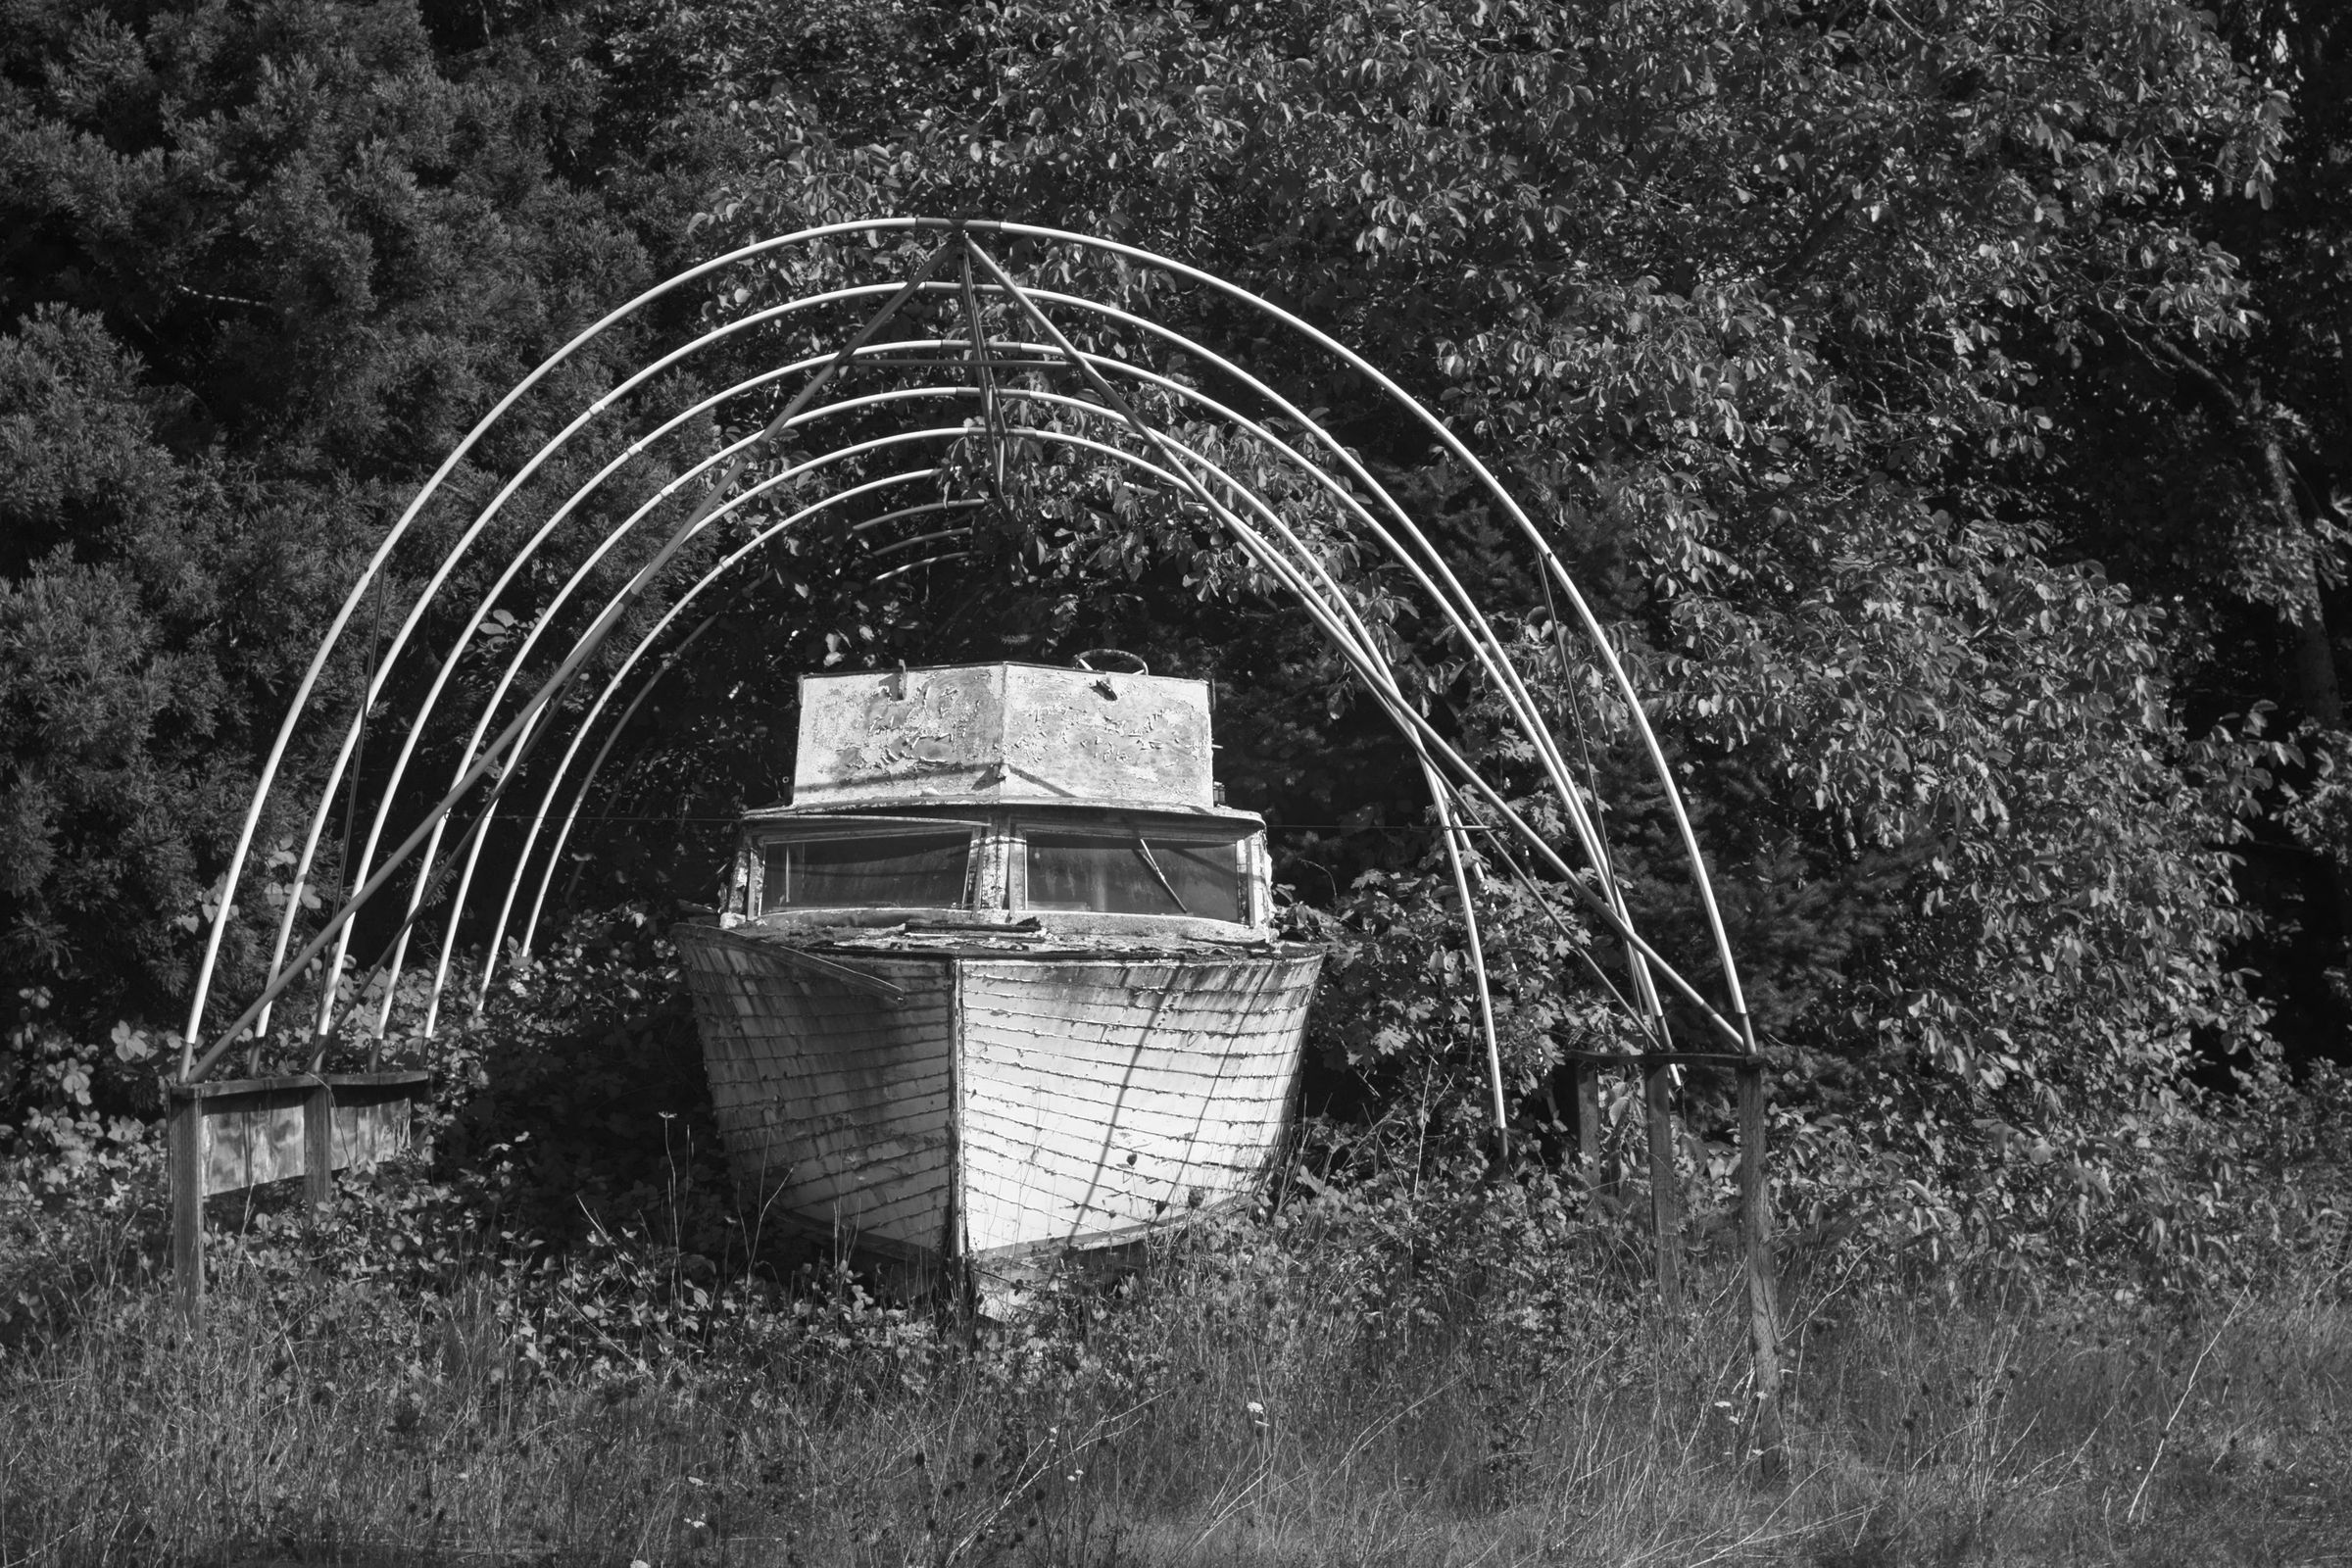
[2,1181,2347,1568]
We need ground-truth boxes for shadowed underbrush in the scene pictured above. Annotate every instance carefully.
[3,1161,2348,1568]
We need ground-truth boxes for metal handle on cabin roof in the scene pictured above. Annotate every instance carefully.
[1074,648,1149,675]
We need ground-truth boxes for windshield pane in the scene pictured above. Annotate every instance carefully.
[761,832,971,911]
[1025,831,1243,921]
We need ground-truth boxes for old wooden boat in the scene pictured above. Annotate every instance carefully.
[672,660,1323,1273]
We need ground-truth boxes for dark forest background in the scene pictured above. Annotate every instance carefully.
[4,0,2350,1283]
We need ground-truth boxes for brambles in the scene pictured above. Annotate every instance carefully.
[4,1102,2350,1564]
[6,886,2348,1560]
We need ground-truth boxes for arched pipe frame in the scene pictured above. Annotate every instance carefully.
[185,220,1762,1103]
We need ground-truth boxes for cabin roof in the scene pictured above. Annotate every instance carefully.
[791,662,1223,813]
[738,801,1265,825]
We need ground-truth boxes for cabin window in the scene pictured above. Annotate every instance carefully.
[1024,830,1245,921]
[760,832,971,911]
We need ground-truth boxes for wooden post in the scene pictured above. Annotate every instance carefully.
[1740,1062,1787,1479]
[1574,1061,1602,1188]
[1643,1061,1681,1311]
[167,1088,205,1317]
[304,1081,335,1216]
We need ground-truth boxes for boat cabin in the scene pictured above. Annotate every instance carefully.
[717,661,1275,944]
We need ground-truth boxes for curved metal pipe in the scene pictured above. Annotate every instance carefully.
[990,424,1745,1045]
[190,429,968,1076]
[865,527,974,562]
[270,304,1639,1054]
[514,626,718,943]
[476,427,1522,1105]
[509,500,988,978]
[459,387,1679,1082]
[871,552,972,584]
[292,277,959,1045]
[931,324,1646,1005]
[940,279,1675,1029]
[458,489,979,1022]
[463,416,1473,1041]
[738,226,1735,1037]
[196,216,1747,1080]
[183,218,944,1069]
[404,440,969,1038]
[270,288,938,1042]
[354,389,986,1040]
[210,389,1739,1082]
[954,220,1753,1045]
[763,301,1674,1040]
[1426,757,1507,1139]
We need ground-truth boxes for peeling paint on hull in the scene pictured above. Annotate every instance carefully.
[674,923,1322,1267]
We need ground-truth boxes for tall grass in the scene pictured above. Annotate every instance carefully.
[4,1198,2348,1567]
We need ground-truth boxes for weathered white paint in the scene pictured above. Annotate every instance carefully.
[957,954,1318,1255]
[675,924,1321,1265]
[794,663,1215,811]
[681,932,955,1257]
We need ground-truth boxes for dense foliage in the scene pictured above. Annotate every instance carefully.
[4,0,2349,1292]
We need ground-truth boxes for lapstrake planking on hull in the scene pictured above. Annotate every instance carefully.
[673,658,1325,1273]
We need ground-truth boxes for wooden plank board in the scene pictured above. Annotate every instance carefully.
[956,953,1320,1254]
[177,1073,428,1198]
[960,1082,1288,1152]
[330,1095,414,1172]
[169,1097,202,1312]
[959,1052,1294,1108]
[957,1124,1273,1218]
[203,1096,307,1194]
[676,926,955,1250]
[168,1069,430,1317]
[958,1129,1267,1245]
[956,1106,1282,1184]
[678,925,1320,1264]
[954,1015,1310,1076]
[169,1069,431,1101]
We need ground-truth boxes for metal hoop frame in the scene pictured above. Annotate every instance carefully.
[182,219,1758,1113]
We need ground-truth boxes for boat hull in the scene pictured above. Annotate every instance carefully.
[674,924,1321,1265]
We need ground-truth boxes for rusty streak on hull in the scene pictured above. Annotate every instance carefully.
[675,922,1321,1266]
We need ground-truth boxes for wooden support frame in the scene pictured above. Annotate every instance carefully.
[1561,1050,1756,1069]
[304,1080,336,1214]
[168,1091,204,1314]
[1740,1062,1788,1479]
[167,1069,429,1318]
[1573,1060,1604,1187]
[1570,1050,1786,1479]
[1642,1059,1683,1311]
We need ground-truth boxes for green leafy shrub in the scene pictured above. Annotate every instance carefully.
[438,906,734,1254]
